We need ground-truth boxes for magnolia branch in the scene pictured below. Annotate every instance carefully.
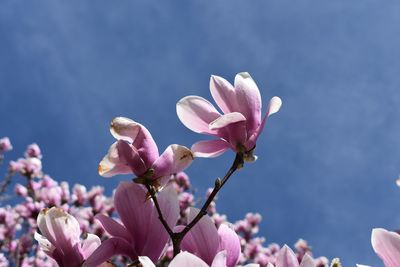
[148,152,244,257]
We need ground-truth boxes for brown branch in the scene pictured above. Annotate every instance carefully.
[146,153,244,258]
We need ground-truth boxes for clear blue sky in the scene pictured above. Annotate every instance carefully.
[1,1,400,265]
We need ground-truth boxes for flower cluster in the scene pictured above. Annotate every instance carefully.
[0,141,116,266]
[2,72,399,267]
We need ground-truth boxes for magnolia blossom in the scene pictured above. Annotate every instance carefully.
[176,208,241,267]
[140,251,258,267]
[269,245,316,267]
[98,117,193,187]
[176,72,282,159]
[0,137,12,153]
[370,228,400,267]
[84,182,180,266]
[34,207,101,267]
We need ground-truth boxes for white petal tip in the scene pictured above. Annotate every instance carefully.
[268,96,282,115]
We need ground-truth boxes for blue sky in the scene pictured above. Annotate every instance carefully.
[1,1,400,265]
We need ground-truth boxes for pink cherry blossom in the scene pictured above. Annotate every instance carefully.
[84,182,180,266]
[34,207,101,267]
[176,73,282,159]
[98,117,193,187]
[371,228,400,267]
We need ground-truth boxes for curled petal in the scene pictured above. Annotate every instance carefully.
[34,232,55,255]
[209,112,246,131]
[98,142,133,177]
[81,234,101,259]
[84,237,137,267]
[110,117,141,143]
[191,140,231,158]
[234,72,262,133]
[210,75,239,114]
[371,228,400,267]
[299,253,316,267]
[151,144,193,179]
[245,96,282,150]
[276,245,299,267]
[169,251,209,267]
[110,117,159,168]
[177,96,221,135]
[218,224,240,267]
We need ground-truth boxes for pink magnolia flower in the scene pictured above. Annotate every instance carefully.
[371,228,400,267]
[24,143,42,159]
[270,245,316,267]
[98,117,193,187]
[177,208,241,267]
[176,72,282,159]
[84,182,180,266]
[139,251,258,267]
[34,207,101,267]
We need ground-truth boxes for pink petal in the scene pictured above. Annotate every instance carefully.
[116,140,148,176]
[234,72,262,134]
[151,144,193,179]
[211,250,227,267]
[191,140,231,158]
[245,96,282,150]
[299,254,316,267]
[176,96,221,135]
[169,251,209,267]
[84,237,137,267]
[98,141,135,177]
[141,185,180,261]
[209,112,246,131]
[209,113,248,149]
[371,228,400,267]
[218,224,241,267]
[138,256,156,267]
[276,245,300,267]
[210,75,239,114]
[110,117,159,168]
[37,207,82,261]
[81,234,101,259]
[156,184,180,229]
[34,231,55,256]
[95,214,132,243]
[181,208,219,265]
[114,182,153,252]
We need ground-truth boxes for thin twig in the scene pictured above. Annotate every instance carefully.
[145,184,174,237]
[0,170,14,198]
[177,153,243,241]
[146,153,244,257]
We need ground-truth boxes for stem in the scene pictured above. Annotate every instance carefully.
[145,184,174,237]
[147,153,244,258]
[177,153,243,242]
[26,173,36,201]
[0,170,14,200]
